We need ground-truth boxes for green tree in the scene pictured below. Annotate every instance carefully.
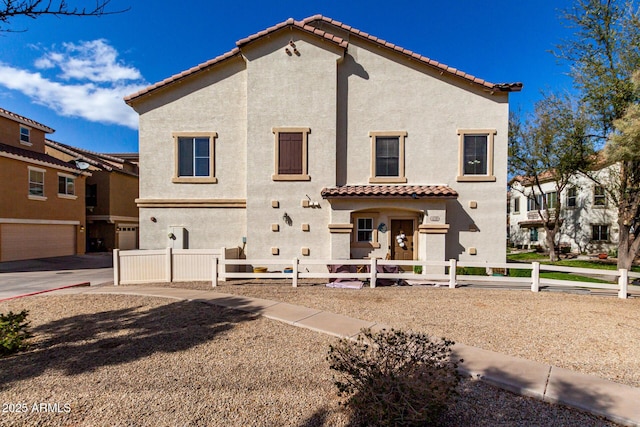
[510,93,593,262]
[557,0,640,270]
[0,0,127,31]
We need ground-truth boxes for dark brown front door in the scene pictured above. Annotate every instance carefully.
[391,219,414,261]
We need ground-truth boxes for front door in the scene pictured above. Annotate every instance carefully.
[390,219,414,261]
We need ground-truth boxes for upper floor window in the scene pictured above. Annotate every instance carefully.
[58,174,76,198]
[172,132,217,183]
[527,194,542,211]
[594,186,606,207]
[457,129,496,182]
[592,224,609,241]
[545,191,558,210]
[272,127,310,181]
[369,131,407,184]
[512,197,520,214]
[28,167,46,200]
[20,126,31,145]
[567,187,577,208]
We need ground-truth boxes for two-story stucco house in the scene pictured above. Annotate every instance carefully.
[125,16,522,265]
[0,107,90,262]
[509,166,619,254]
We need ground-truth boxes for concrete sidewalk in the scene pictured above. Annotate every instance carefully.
[54,285,639,427]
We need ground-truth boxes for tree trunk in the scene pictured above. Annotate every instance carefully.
[617,221,640,271]
[546,227,558,262]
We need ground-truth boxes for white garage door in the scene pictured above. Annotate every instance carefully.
[1,224,76,262]
[118,226,138,250]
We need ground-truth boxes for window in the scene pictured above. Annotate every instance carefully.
[20,126,31,145]
[28,167,45,199]
[592,225,609,241]
[357,218,373,242]
[545,191,558,210]
[527,194,542,211]
[86,184,97,208]
[567,187,577,208]
[530,228,538,242]
[512,197,520,213]
[457,129,496,182]
[369,131,406,183]
[172,132,217,183]
[58,174,75,197]
[272,127,310,181]
[594,186,606,206]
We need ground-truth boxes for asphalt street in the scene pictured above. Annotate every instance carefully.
[0,253,113,300]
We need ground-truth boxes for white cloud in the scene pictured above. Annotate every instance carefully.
[0,40,146,129]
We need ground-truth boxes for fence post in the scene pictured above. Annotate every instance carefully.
[113,249,120,286]
[531,262,540,292]
[219,247,227,282]
[618,269,629,299]
[370,257,377,288]
[212,256,218,288]
[166,247,172,283]
[449,259,457,288]
[292,258,299,288]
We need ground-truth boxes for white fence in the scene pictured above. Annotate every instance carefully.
[113,248,640,299]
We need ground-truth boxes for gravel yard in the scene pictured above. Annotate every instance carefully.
[0,284,631,426]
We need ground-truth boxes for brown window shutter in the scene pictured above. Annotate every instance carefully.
[278,132,303,174]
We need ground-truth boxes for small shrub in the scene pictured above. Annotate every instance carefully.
[413,265,422,274]
[0,310,33,357]
[328,328,462,426]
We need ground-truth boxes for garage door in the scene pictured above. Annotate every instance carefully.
[118,226,138,250]
[1,224,76,262]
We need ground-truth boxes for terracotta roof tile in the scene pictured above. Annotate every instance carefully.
[0,142,85,172]
[0,107,54,133]
[302,15,522,93]
[321,185,458,199]
[125,15,522,104]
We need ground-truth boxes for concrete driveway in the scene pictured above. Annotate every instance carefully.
[0,253,113,300]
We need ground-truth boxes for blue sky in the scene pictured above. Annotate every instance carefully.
[0,0,576,154]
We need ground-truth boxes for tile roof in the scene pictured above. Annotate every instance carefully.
[45,139,139,177]
[0,107,54,133]
[125,15,522,104]
[303,15,522,93]
[321,185,458,199]
[0,142,86,173]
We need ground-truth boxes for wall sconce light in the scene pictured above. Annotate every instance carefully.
[80,226,85,232]
[283,212,292,226]
[150,216,157,222]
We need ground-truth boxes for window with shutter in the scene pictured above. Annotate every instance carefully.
[272,127,310,181]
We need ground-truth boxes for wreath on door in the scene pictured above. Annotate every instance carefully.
[396,231,407,249]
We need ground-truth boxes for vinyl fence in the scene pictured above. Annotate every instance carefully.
[113,248,640,299]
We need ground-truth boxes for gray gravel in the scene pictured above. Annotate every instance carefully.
[0,289,624,426]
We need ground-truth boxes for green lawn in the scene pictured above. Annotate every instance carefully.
[507,251,640,272]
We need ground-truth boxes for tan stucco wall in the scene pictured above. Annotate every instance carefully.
[0,116,47,152]
[133,27,510,263]
[243,31,343,260]
[110,173,139,218]
[0,156,86,255]
[337,38,509,263]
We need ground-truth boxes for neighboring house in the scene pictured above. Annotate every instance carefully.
[45,140,140,251]
[509,166,619,254]
[124,15,522,266]
[0,107,90,262]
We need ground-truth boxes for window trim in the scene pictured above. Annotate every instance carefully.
[356,217,374,242]
[272,127,310,181]
[456,129,496,182]
[57,173,77,200]
[28,166,46,201]
[172,132,217,183]
[594,186,606,207]
[591,224,609,241]
[566,187,577,208]
[351,212,381,249]
[369,131,407,184]
[20,126,32,146]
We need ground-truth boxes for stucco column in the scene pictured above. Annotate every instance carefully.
[419,224,449,274]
